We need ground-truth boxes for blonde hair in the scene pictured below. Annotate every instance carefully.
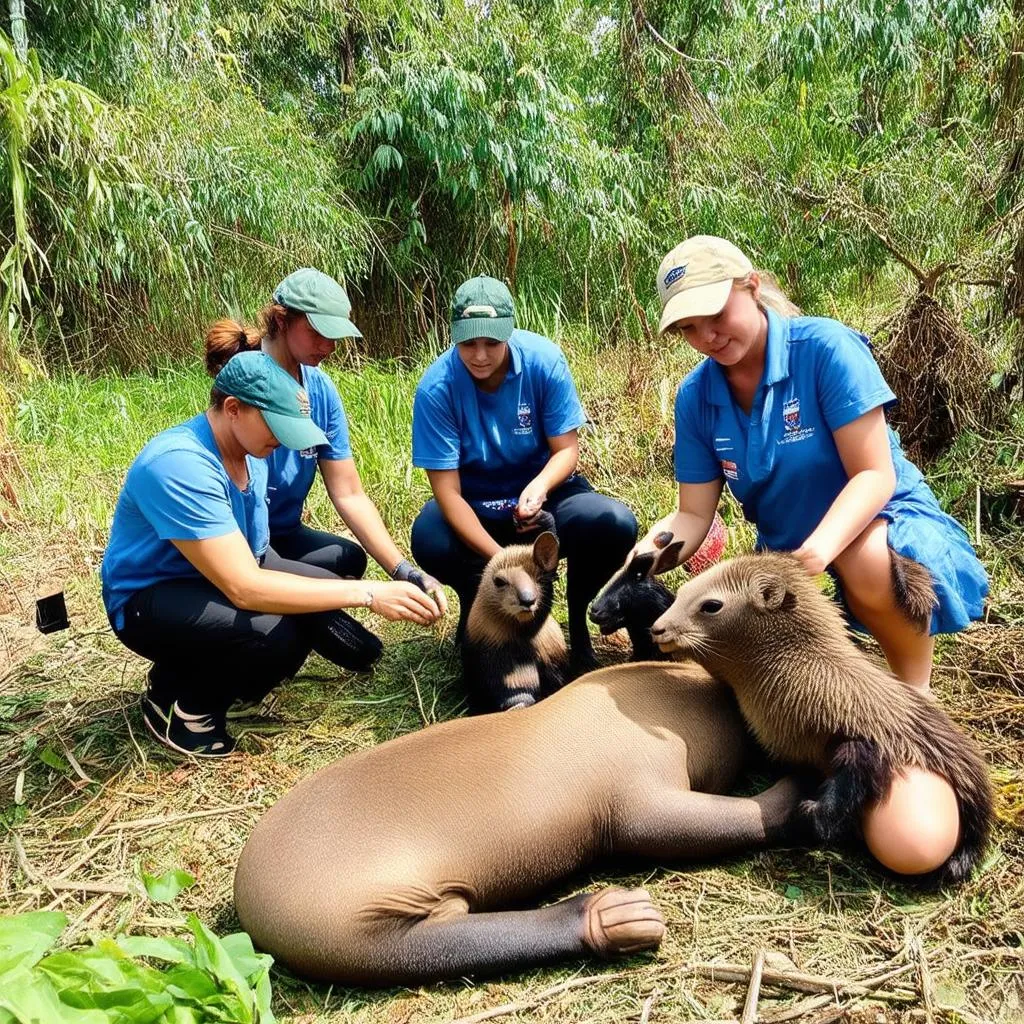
[738,270,802,317]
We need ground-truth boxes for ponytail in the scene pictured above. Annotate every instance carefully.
[205,318,261,378]
[748,270,802,318]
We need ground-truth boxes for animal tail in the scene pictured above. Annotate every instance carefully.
[909,695,994,887]
[888,548,938,633]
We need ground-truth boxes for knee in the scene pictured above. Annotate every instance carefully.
[339,543,367,580]
[251,615,311,677]
[862,768,960,876]
[562,498,638,559]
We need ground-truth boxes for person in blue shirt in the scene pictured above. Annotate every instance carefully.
[410,275,638,669]
[102,347,441,759]
[639,234,988,879]
[236,268,447,614]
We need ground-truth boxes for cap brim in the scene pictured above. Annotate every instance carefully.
[261,410,329,451]
[658,279,733,333]
[451,316,514,345]
[306,311,362,340]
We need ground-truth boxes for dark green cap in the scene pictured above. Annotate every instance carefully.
[450,275,515,344]
[214,352,329,451]
[273,267,362,340]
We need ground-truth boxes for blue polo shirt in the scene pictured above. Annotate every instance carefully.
[101,413,270,630]
[264,363,353,534]
[412,330,587,512]
[674,310,928,551]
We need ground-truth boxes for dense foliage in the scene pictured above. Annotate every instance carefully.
[0,0,1020,367]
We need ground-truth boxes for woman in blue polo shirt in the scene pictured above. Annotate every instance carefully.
[410,275,638,670]
[639,234,987,877]
[251,268,447,614]
[102,348,441,759]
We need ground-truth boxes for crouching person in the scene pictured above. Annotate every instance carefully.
[102,350,441,759]
[410,275,637,671]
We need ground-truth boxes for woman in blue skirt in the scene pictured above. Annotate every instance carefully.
[638,235,988,877]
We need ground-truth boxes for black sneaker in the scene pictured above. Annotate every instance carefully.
[141,695,235,758]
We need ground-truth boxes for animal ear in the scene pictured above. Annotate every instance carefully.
[751,574,794,612]
[629,551,656,578]
[532,531,559,573]
[651,541,685,576]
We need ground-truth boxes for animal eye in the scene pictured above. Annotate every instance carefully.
[493,576,508,588]
[699,599,723,614]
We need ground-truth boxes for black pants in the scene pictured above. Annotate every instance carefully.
[115,548,378,717]
[410,476,637,659]
[270,524,368,579]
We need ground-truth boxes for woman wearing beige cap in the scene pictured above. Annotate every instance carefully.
[640,235,988,877]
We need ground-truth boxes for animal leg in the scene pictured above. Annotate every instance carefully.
[800,738,891,845]
[614,777,805,860]
[347,888,664,986]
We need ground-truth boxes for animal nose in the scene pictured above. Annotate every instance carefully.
[517,590,537,608]
[650,623,665,637]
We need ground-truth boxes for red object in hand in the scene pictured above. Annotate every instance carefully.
[683,513,727,575]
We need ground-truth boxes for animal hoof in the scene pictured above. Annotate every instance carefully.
[581,887,665,958]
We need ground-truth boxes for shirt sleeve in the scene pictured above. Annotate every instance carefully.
[412,383,462,470]
[541,354,587,438]
[316,373,353,461]
[815,327,897,432]
[674,380,722,484]
[132,450,240,541]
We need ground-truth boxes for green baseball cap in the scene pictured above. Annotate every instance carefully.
[273,267,362,340]
[214,351,329,451]
[450,275,515,344]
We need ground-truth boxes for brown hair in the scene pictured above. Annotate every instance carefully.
[258,302,303,344]
[205,317,261,408]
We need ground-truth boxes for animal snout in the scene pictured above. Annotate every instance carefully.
[517,590,537,609]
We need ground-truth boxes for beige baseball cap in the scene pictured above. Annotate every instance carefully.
[656,236,753,333]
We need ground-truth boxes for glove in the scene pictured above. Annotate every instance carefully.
[392,559,442,597]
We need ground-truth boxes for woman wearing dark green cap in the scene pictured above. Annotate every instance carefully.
[411,275,638,669]
[249,267,447,615]
[102,343,441,759]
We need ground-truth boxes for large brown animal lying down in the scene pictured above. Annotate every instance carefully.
[233,661,801,987]
[650,552,993,886]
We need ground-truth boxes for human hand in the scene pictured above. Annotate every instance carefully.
[792,537,831,577]
[392,559,450,616]
[366,581,441,625]
[515,481,548,526]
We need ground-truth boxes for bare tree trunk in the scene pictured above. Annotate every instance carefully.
[9,0,27,61]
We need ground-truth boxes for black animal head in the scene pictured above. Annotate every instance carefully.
[589,538,684,635]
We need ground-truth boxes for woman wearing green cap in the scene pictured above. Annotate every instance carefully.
[641,234,987,878]
[410,275,638,668]
[248,268,448,615]
[102,341,441,759]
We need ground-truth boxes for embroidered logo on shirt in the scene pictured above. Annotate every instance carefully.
[778,395,815,445]
[299,447,317,459]
[514,403,533,436]
[721,458,739,481]
[296,388,311,416]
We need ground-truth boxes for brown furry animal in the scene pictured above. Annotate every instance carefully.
[650,552,993,886]
[462,530,570,712]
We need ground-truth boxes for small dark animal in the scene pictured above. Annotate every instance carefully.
[462,529,570,712]
[589,538,684,660]
[651,552,993,886]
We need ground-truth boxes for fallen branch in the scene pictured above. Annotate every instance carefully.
[101,802,262,833]
[741,950,765,1024]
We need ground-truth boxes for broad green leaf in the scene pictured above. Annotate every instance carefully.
[187,917,254,1020]
[115,935,194,966]
[141,870,196,905]
[0,911,67,977]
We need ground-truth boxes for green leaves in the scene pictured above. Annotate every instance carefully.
[140,870,196,905]
[0,910,276,1024]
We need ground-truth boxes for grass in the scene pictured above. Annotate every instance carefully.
[1,332,1023,1023]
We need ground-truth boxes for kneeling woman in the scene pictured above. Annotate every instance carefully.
[640,235,988,877]
[410,275,637,669]
[102,351,440,758]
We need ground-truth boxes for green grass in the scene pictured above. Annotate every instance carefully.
[1,332,1023,1023]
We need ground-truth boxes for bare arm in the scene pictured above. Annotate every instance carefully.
[793,407,896,575]
[426,469,502,559]
[172,532,440,624]
[319,457,406,574]
[516,431,579,521]
[636,480,724,573]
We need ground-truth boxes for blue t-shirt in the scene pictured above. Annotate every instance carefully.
[265,363,353,534]
[673,310,929,551]
[101,412,270,629]
[412,330,587,513]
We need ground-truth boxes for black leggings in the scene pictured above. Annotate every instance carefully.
[410,476,637,659]
[270,524,368,579]
[115,548,379,716]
